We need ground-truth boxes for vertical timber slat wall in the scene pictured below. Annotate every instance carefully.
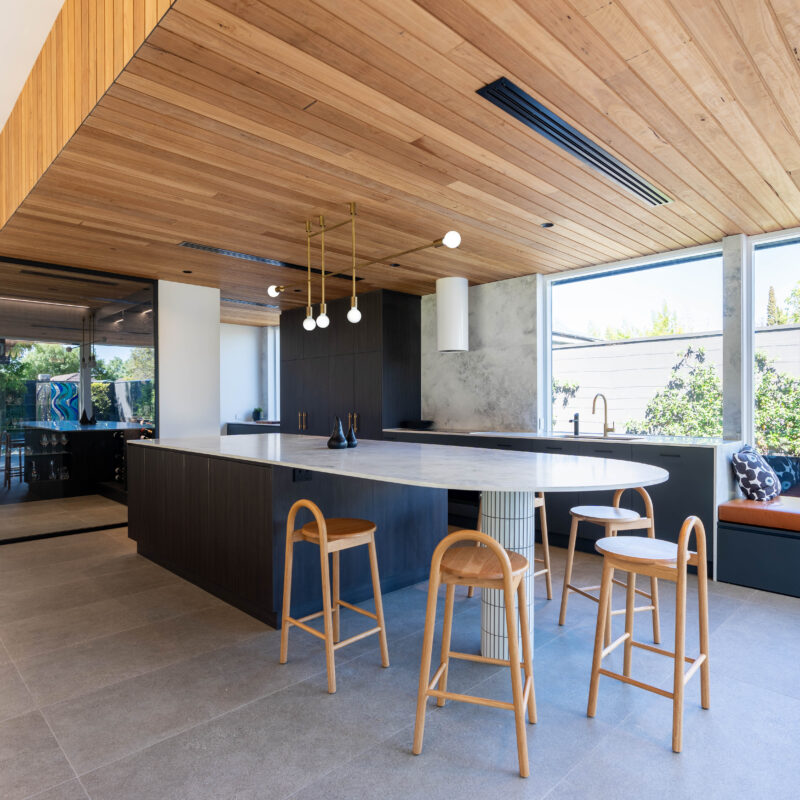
[0,0,176,227]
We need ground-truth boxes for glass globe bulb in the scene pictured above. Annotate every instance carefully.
[347,306,362,324]
[442,230,461,249]
[316,312,330,328]
[267,285,281,298]
[302,315,316,331]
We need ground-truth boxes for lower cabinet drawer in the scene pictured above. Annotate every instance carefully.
[718,521,800,597]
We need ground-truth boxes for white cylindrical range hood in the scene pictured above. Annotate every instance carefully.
[436,276,468,352]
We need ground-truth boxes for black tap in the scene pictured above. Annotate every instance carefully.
[569,413,579,436]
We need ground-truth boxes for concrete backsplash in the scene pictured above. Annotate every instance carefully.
[421,274,538,431]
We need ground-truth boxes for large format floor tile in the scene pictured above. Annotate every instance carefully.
[0,529,799,799]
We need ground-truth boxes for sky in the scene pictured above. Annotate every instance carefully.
[552,239,800,337]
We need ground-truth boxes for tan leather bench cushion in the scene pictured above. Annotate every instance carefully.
[718,496,800,532]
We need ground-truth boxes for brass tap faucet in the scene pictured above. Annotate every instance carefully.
[592,393,615,438]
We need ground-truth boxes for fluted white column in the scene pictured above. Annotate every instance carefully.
[479,490,535,660]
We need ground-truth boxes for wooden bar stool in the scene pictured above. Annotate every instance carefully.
[414,530,537,778]
[587,516,710,752]
[279,499,389,694]
[559,487,661,646]
[467,492,552,600]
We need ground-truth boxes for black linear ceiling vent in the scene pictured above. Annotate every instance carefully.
[477,77,672,206]
[179,241,362,280]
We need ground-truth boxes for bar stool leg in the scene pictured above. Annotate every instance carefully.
[646,521,662,645]
[318,543,337,694]
[624,571,636,677]
[367,536,390,668]
[672,565,688,752]
[604,523,614,648]
[698,556,711,710]
[332,551,341,644]
[559,514,580,626]
[413,571,441,755]
[437,583,456,707]
[538,498,553,600]
[517,578,537,724]
[587,559,614,718]
[504,579,529,778]
[279,534,294,665]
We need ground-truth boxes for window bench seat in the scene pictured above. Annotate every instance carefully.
[717,496,800,597]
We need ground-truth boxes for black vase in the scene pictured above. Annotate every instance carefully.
[346,421,358,448]
[79,409,89,425]
[327,417,347,449]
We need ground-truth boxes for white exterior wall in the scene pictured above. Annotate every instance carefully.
[220,323,263,429]
[157,280,220,439]
[552,325,800,434]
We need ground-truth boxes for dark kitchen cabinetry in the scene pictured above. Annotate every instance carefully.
[280,290,420,439]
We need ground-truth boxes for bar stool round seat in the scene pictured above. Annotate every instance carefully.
[570,506,641,524]
[595,536,678,564]
[442,545,528,582]
[299,518,376,541]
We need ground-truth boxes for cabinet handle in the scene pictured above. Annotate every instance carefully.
[298,411,302,431]
[303,412,308,430]
[594,448,613,454]
[658,453,681,458]
[347,412,353,429]
[545,445,563,451]
[496,442,513,450]
[354,412,359,433]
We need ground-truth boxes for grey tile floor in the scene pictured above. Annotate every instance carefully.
[1,528,799,799]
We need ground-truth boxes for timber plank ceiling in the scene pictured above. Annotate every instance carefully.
[1,0,800,313]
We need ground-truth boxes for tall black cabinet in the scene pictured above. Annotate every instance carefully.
[280,290,420,439]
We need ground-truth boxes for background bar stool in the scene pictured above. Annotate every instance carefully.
[414,530,536,778]
[280,499,389,694]
[587,517,710,752]
[559,487,661,646]
[467,492,552,600]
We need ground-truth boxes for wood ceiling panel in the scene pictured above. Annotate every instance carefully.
[1,0,800,312]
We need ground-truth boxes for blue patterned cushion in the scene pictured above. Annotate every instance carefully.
[764,454,800,492]
[731,446,781,501]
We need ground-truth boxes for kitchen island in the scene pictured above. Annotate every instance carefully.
[127,434,667,657]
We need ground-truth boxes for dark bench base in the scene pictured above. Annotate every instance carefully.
[717,521,800,598]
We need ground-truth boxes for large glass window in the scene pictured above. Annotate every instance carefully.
[752,238,800,455]
[550,252,723,436]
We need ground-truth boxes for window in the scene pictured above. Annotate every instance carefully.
[549,252,723,437]
[752,237,800,455]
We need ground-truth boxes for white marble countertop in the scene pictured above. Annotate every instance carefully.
[129,433,669,493]
[383,428,739,449]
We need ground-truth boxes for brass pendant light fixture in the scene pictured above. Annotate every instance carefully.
[266,204,461,331]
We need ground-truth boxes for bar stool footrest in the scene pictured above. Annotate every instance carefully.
[333,626,382,650]
[336,598,378,620]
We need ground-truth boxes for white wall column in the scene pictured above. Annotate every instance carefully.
[158,280,220,439]
[722,234,753,443]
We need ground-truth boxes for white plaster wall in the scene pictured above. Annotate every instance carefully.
[158,280,220,439]
[421,274,538,431]
[0,1,66,129]
[220,323,263,428]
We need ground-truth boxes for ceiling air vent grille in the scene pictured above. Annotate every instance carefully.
[178,242,362,281]
[477,77,672,206]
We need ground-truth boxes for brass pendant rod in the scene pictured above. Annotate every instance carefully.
[350,202,357,301]
[319,215,326,307]
[307,218,350,237]
[305,219,313,315]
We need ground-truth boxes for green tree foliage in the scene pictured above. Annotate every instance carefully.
[766,286,788,326]
[603,302,683,340]
[91,382,113,419]
[626,346,800,455]
[552,378,579,429]
[753,352,800,455]
[625,347,722,437]
[787,284,800,324]
[18,342,80,377]
[122,348,154,380]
